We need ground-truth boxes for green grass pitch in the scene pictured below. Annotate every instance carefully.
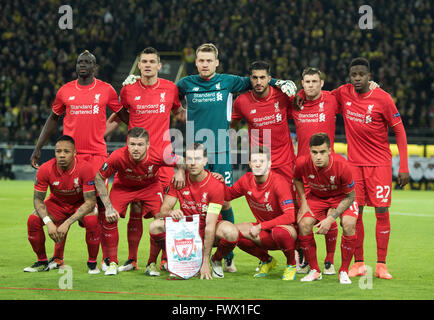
[0,180,433,300]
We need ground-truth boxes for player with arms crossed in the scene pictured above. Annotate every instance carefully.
[148,143,239,279]
[331,58,409,279]
[30,51,129,269]
[94,127,185,275]
[25,135,100,273]
[105,47,185,273]
[223,146,298,280]
[294,133,358,284]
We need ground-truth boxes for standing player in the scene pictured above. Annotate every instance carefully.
[294,133,358,284]
[331,58,409,279]
[230,61,296,188]
[224,146,298,280]
[29,50,129,267]
[149,143,239,279]
[94,127,185,275]
[105,47,185,272]
[24,135,100,273]
[290,67,341,274]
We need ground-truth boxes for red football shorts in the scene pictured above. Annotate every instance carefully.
[157,166,175,193]
[44,197,81,225]
[109,180,164,219]
[352,165,392,207]
[302,193,359,221]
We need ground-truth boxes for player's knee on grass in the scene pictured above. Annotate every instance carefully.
[216,221,238,242]
[149,219,165,234]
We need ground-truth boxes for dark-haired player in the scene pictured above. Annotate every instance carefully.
[331,58,409,279]
[94,127,185,275]
[30,50,130,269]
[25,135,100,273]
[294,133,358,284]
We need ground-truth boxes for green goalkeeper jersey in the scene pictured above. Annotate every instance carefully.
[177,73,267,154]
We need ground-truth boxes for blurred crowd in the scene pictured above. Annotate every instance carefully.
[0,0,432,146]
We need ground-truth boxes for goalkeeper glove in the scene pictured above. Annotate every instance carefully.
[122,74,140,86]
[275,79,297,97]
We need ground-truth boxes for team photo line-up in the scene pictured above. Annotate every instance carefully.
[25,43,409,284]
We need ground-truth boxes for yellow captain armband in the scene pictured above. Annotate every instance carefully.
[207,203,222,215]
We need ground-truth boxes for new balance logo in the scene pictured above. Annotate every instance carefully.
[250,109,256,114]
[309,175,315,179]
[346,101,352,106]
[182,191,190,196]
[193,87,199,92]
[53,181,60,186]
[68,96,75,101]
[134,96,141,100]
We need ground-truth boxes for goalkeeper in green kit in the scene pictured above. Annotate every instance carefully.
[123,43,297,272]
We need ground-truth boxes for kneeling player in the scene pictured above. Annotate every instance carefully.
[224,146,297,280]
[149,143,239,279]
[25,135,100,273]
[95,127,185,276]
[294,133,357,284]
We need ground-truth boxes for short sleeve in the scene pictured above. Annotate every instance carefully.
[231,96,244,121]
[340,162,355,194]
[107,85,122,113]
[209,181,224,206]
[81,164,96,193]
[51,87,66,116]
[98,152,118,179]
[120,86,130,110]
[171,85,182,111]
[34,165,49,192]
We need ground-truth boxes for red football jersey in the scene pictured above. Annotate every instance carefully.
[291,90,338,158]
[120,78,181,159]
[332,84,403,166]
[225,171,295,229]
[167,170,225,231]
[294,153,355,198]
[232,87,296,168]
[34,157,95,212]
[99,146,178,189]
[52,78,123,156]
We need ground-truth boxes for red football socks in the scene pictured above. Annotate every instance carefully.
[82,215,101,262]
[212,236,239,262]
[354,211,365,262]
[298,233,320,272]
[237,233,270,262]
[375,211,390,263]
[324,222,338,264]
[101,219,119,264]
[27,214,47,261]
[127,211,143,262]
[340,234,357,273]
[271,226,296,265]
